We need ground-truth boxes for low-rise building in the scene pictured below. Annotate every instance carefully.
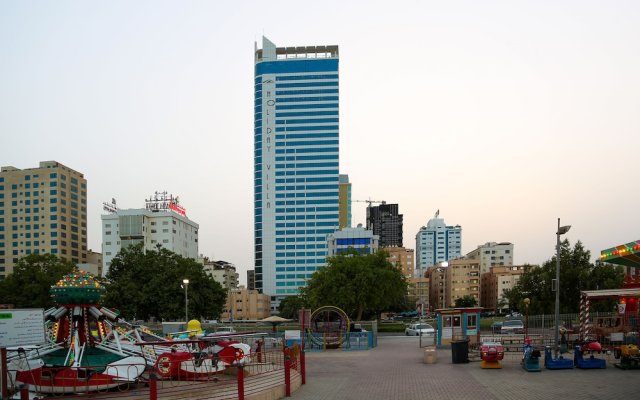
[480,265,527,312]
[407,276,430,315]
[448,258,481,307]
[386,246,415,279]
[465,242,514,274]
[201,259,239,290]
[221,289,270,321]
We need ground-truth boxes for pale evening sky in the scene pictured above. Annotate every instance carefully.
[1,1,639,285]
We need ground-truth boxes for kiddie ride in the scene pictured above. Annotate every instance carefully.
[613,344,640,370]
[146,323,252,380]
[8,271,148,396]
[480,342,504,369]
[521,337,541,372]
[574,342,607,369]
[7,271,253,396]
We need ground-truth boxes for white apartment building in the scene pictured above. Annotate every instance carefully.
[200,258,240,290]
[465,242,514,274]
[327,225,379,257]
[415,214,461,272]
[101,208,199,276]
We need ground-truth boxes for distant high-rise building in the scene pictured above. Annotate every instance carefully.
[465,242,514,274]
[327,225,378,256]
[101,195,198,276]
[338,174,351,229]
[366,203,403,247]
[254,36,340,309]
[415,212,461,270]
[0,161,88,278]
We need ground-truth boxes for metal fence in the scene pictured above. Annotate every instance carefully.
[7,338,304,400]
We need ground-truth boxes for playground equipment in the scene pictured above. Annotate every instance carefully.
[9,270,147,395]
[480,342,504,369]
[574,345,606,369]
[544,346,573,369]
[614,344,640,369]
[306,306,350,349]
[521,338,541,372]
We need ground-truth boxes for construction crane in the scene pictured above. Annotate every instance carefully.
[352,199,386,208]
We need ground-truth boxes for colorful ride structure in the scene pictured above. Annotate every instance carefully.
[306,306,350,349]
[544,346,573,369]
[479,342,504,369]
[574,345,606,369]
[8,270,147,395]
[521,337,541,372]
[613,344,640,369]
[7,271,255,396]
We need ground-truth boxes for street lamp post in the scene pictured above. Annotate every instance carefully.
[524,298,530,338]
[554,218,571,356]
[183,278,190,323]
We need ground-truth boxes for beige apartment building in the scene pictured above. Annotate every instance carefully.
[386,246,415,278]
[427,259,481,310]
[426,264,447,311]
[480,265,527,312]
[448,259,481,307]
[0,161,87,278]
[465,242,514,274]
[221,289,271,321]
[407,276,430,315]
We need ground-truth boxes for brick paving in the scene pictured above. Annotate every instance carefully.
[293,336,639,400]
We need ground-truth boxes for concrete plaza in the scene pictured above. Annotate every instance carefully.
[293,336,638,400]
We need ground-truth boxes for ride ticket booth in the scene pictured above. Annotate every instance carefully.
[435,307,482,348]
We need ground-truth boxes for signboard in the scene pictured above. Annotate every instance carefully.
[0,309,45,347]
[285,330,301,340]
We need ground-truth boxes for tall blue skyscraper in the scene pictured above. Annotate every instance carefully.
[254,37,340,309]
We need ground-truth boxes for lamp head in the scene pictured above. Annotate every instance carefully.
[524,298,530,306]
[557,225,571,235]
[183,279,190,284]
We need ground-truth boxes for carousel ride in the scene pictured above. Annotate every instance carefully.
[7,270,252,395]
[8,270,147,394]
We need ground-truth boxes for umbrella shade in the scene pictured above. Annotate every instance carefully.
[259,316,293,332]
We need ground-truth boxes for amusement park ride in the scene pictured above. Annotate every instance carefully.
[6,270,251,396]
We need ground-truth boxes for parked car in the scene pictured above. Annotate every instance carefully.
[405,323,435,336]
[490,321,503,334]
[500,319,524,334]
[207,326,236,336]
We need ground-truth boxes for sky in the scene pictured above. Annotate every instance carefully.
[1,1,639,286]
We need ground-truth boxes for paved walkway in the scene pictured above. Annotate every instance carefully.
[293,336,639,400]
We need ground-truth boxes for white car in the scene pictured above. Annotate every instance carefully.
[405,323,435,336]
[207,326,237,336]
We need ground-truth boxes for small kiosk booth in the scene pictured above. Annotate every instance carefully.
[435,307,482,348]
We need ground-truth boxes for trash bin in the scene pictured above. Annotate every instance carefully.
[451,340,469,364]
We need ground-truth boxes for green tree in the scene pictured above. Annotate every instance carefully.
[278,295,307,320]
[504,240,624,314]
[454,295,477,308]
[302,249,407,321]
[0,254,76,308]
[104,244,226,321]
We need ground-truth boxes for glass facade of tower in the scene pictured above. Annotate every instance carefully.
[254,37,340,301]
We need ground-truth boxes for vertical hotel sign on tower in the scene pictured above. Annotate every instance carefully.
[262,75,276,293]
